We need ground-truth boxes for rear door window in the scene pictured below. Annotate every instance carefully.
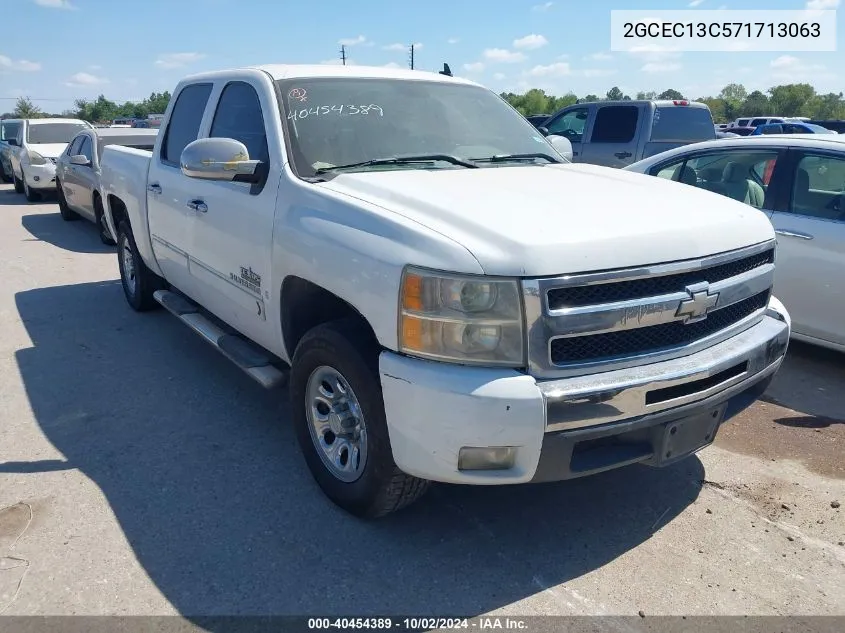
[650,106,714,142]
[160,83,213,165]
[590,105,638,143]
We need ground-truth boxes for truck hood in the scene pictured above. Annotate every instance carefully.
[28,143,67,159]
[319,163,776,277]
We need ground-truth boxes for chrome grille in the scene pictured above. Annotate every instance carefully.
[547,249,775,309]
[522,241,777,379]
[550,290,770,364]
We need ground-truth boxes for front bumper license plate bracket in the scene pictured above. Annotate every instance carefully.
[657,403,727,466]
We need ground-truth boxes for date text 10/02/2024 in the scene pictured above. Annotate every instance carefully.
[287,105,385,121]
[307,617,529,630]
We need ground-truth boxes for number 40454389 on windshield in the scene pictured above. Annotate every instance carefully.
[287,104,384,121]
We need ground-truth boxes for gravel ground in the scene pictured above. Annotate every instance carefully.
[0,184,843,622]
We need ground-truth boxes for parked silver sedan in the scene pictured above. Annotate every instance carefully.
[625,134,845,352]
[55,127,158,244]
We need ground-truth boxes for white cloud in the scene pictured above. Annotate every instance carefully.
[689,0,705,6]
[88,64,102,70]
[532,2,553,11]
[806,0,838,9]
[383,62,401,68]
[627,44,682,63]
[527,62,571,77]
[513,34,548,50]
[770,55,829,80]
[493,72,506,80]
[65,72,108,87]
[33,0,76,9]
[483,48,527,63]
[0,55,41,72]
[641,62,682,73]
[448,37,460,44]
[154,52,206,69]
[462,62,485,72]
[382,43,405,52]
[582,68,617,77]
[586,51,613,61]
[338,35,369,47]
[320,58,356,66]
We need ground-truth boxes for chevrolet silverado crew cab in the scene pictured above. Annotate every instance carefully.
[99,65,791,518]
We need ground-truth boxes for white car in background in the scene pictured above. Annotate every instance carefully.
[10,118,92,202]
[625,135,845,352]
[55,127,158,244]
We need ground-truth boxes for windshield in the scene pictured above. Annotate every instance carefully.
[650,106,715,142]
[26,122,89,144]
[276,78,564,177]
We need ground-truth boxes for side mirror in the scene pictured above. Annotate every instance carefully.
[7,139,18,147]
[537,126,550,137]
[180,137,262,183]
[70,154,91,166]
[547,135,573,161]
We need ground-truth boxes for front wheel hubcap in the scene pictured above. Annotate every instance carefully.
[121,236,137,295]
[305,366,368,482]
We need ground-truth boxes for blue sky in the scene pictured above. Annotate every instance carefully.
[2,0,843,113]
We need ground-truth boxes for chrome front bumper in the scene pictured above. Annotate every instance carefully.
[529,303,790,482]
[539,309,789,433]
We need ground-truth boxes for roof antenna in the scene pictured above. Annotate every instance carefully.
[439,63,452,77]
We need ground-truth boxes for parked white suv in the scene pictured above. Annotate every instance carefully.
[11,118,92,201]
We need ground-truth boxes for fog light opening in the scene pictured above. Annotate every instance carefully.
[33,176,41,182]
[458,446,517,471]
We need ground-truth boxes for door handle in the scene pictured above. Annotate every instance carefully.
[148,183,162,194]
[614,151,632,159]
[774,229,813,240]
[187,199,208,213]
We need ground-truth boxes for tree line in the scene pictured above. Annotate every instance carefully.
[502,82,845,123]
[3,92,171,122]
[5,82,844,125]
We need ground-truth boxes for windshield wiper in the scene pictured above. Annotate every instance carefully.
[314,154,479,174]
[469,153,562,164]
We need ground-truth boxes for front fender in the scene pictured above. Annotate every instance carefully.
[273,189,483,357]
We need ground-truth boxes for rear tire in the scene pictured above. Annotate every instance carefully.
[13,173,24,194]
[290,318,430,518]
[0,162,10,183]
[116,221,164,312]
[94,196,115,245]
[56,181,77,221]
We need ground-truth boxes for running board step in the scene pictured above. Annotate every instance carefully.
[153,290,288,389]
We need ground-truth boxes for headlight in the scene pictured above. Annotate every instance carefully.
[27,150,47,166]
[398,266,525,366]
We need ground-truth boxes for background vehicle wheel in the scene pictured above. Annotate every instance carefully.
[116,221,164,311]
[13,174,24,193]
[290,318,430,518]
[56,182,77,221]
[22,174,40,202]
[0,162,10,183]
[94,197,115,245]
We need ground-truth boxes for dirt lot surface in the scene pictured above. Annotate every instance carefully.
[0,184,843,623]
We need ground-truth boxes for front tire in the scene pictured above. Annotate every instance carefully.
[22,173,40,202]
[56,181,77,220]
[116,221,164,311]
[290,319,430,518]
[0,162,10,183]
[13,173,24,193]
[94,196,115,245]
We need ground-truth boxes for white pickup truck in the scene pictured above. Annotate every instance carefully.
[99,64,791,518]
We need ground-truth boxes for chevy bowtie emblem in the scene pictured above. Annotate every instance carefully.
[676,282,719,324]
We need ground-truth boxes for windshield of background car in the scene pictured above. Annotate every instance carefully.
[650,106,715,142]
[276,77,563,176]
[26,123,89,144]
